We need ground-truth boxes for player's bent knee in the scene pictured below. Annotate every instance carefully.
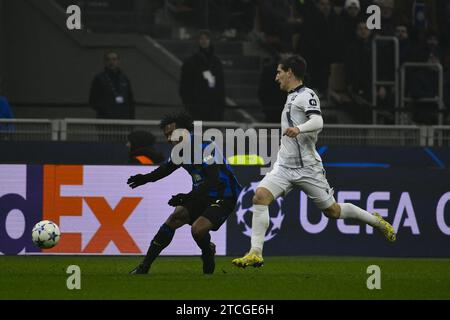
[252,188,274,206]
[323,203,340,219]
[166,208,189,229]
[191,224,207,240]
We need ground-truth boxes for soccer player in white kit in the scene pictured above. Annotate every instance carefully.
[232,55,396,268]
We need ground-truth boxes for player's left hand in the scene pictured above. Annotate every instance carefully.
[168,193,190,207]
[283,127,300,138]
[127,174,149,189]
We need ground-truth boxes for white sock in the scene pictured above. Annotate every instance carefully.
[250,205,270,255]
[339,203,378,226]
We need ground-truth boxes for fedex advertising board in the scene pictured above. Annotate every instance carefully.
[0,165,227,255]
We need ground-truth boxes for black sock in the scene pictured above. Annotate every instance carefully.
[195,232,211,254]
[142,224,175,270]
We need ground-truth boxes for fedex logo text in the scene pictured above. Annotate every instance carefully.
[0,165,42,254]
[43,165,142,253]
[0,165,142,254]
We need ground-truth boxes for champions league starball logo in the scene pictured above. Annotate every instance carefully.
[235,182,284,241]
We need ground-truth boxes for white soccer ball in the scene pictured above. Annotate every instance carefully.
[32,220,61,249]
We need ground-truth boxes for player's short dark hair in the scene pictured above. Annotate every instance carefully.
[279,55,307,80]
[159,111,194,132]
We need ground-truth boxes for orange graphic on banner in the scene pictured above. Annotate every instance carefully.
[43,165,83,253]
[83,197,142,253]
[42,165,143,254]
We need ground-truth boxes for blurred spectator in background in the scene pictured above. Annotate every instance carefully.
[336,0,362,61]
[359,0,373,12]
[0,77,12,119]
[127,130,165,165]
[179,30,226,121]
[365,0,399,111]
[169,0,234,37]
[227,0,255,36]
[89,51,135,119]
[258,0,302,52]
[444,69,450,124]
[209,0,235,38]
[344,21,373,122]
[440,0,450,124]
[396,0,438,42]
[437,0,450,58]
[167,0,206,29]
[301,0,338,95]
[290,0,316,17]
[438,0,450,72]
[0,96,12,121]
[258,51,287,123]
[372,17,412,123]
[413,30,443,63]
[395,23,414,64]
[408,30,444,124]
[0,77,15,135]
[373,0,397,36]
[368,15,412,124]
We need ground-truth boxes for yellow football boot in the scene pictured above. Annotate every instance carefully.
[232,252,264,268]
[374,212,396,242]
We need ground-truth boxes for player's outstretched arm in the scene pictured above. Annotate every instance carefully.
[127,161,179,189]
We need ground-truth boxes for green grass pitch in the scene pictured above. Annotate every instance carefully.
[1,256,449,300]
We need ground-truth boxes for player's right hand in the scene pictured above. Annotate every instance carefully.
[168,193,190,207]
[283,127,300,137]
[127,174,148,189]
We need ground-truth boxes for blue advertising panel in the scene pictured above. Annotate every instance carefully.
[228,167,450,257]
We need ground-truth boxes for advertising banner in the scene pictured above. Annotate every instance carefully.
[0,165,227,255]
[2,165,449,257]
[229,167,450,257]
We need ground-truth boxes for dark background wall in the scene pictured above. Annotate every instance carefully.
[1,0,182,119]
[0,142,448,169]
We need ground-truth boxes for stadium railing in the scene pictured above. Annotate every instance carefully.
[401,62,445,126]
[59,118,161,142]
[2,118,446,147]
[428,126,450,147]
[0,119,59,141]
[61,119,427,146]
[248,123,425,146]
[59,118,245,142]
[372,36,400,125]
[315,124,425,146]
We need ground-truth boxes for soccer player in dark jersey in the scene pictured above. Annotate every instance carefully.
[127,112,242,274]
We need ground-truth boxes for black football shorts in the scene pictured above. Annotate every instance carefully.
[183,197,237,231]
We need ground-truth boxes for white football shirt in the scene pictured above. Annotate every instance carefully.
[278,84,323,168]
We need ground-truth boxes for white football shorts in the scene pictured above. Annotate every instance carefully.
[258,161,335,210]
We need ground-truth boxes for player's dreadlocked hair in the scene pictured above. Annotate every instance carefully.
[279,54,307,81]
[159,111,194,132]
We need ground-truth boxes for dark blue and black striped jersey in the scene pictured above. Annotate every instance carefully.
[179,140,242,199]
[145,137,242,200]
